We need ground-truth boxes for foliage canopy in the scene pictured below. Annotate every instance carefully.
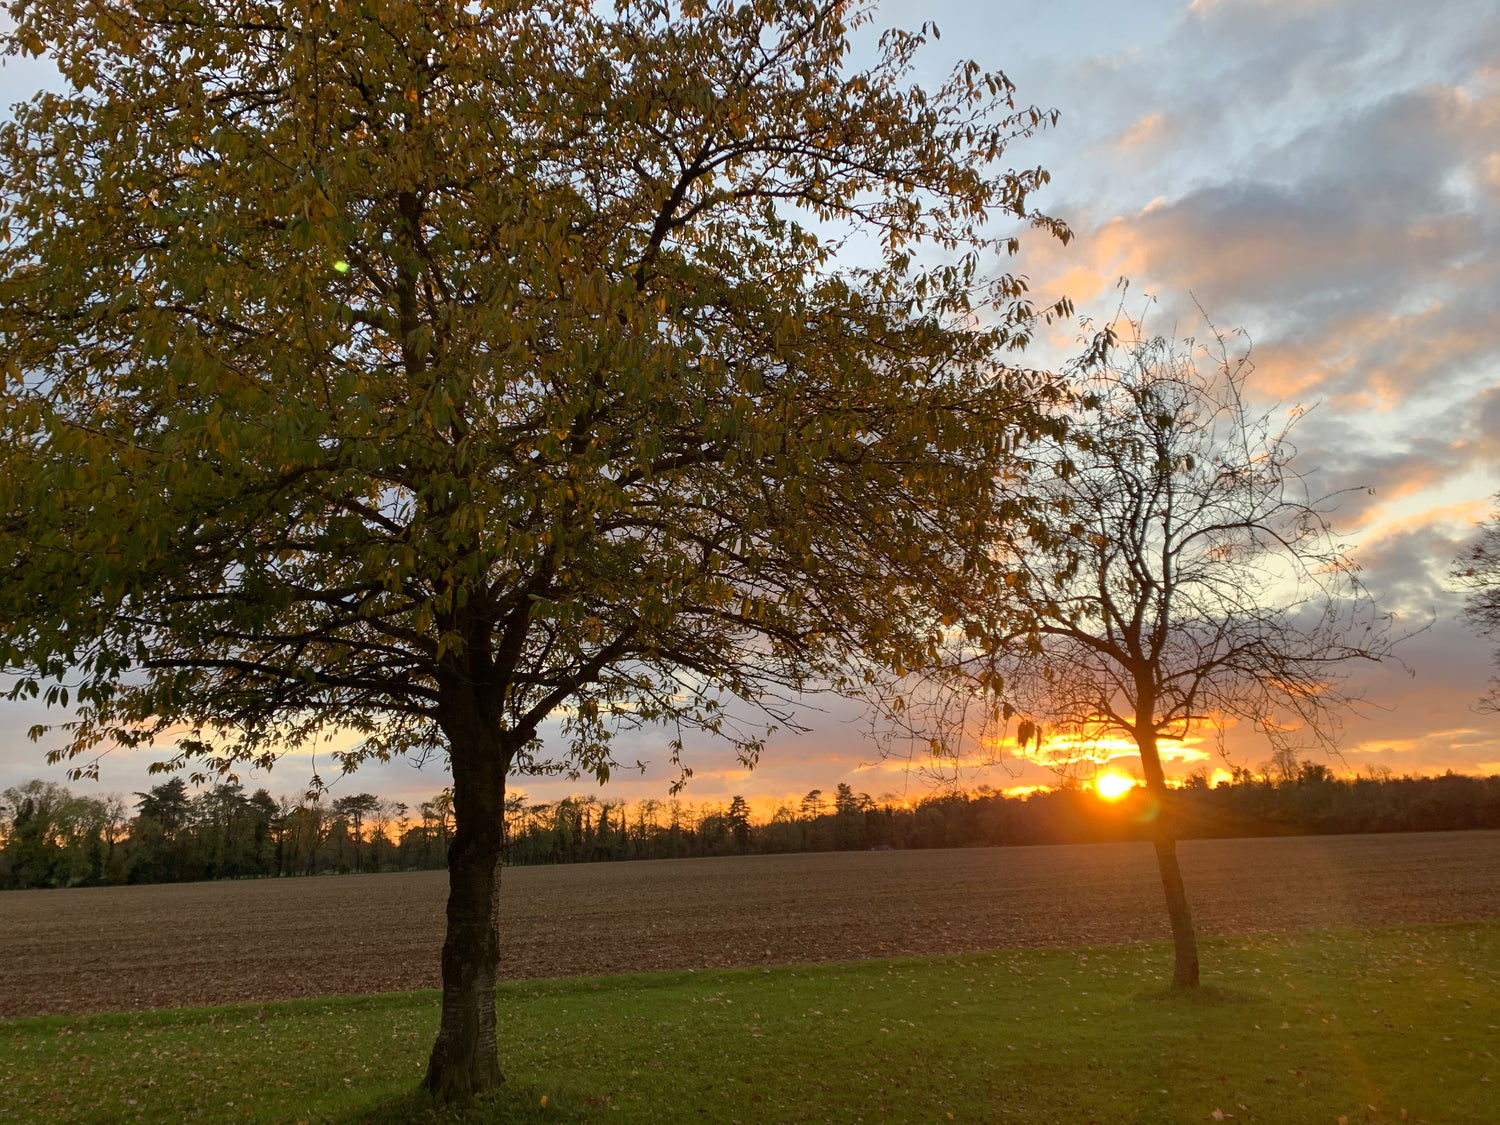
[0,0,1066,781]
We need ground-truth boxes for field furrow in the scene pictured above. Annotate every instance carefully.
[3,830,1497,1017]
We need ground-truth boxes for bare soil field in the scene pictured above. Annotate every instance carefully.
[3,830,1498,1018]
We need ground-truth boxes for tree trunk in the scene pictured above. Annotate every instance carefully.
[425,728,508,1100]
[1137,726,1200,988]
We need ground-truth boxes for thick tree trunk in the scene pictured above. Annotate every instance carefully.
[1137,726,1200,988]
[425,727,509,1100]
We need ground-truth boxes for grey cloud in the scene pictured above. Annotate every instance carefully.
[1021,0,1497,208]
[1350,518,1470,614]
[1012,2,1500,628]
[1115,78,1500,344]
[1293,379,1500,529]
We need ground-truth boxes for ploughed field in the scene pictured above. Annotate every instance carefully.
[3,830,1498,1018]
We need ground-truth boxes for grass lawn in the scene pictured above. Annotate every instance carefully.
[3,922,1496,1125]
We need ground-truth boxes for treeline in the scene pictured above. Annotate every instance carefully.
[3,767,1499,889]
[503,768,1500,863]
[0,777,454,889]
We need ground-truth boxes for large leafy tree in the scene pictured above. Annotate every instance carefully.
[0,0,1067,1098]
[926,327,1396,988]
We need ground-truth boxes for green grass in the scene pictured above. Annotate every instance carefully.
[4,924,1497,1125]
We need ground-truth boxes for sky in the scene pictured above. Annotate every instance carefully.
[2,0,1499,817]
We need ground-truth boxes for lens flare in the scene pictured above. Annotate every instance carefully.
[1095,773,1135,800]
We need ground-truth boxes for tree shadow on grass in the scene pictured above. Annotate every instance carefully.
[317,1083,589,1125]
[1133,983,1264,1006]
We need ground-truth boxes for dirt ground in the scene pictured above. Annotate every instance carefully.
[3,830,1498,1018]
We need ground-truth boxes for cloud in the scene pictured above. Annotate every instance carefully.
[1017,1,1500,364]
[997,0,1500,779]
[1013,1,1500,597]
[1114,111,1174,155]
[1032,80,1500,376]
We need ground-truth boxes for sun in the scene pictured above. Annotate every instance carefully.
[1095,773,1135,800]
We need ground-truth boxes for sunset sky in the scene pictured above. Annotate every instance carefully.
[2,0,1498,817]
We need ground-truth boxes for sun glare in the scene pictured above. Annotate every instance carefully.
[1095,773,1135,800]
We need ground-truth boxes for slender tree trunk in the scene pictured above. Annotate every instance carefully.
[1137,726,1201,988]
[425,725,509,1100]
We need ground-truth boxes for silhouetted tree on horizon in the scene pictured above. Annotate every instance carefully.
[927,323,1405,988]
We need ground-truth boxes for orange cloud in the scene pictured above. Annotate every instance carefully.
[1118,112,1170,152]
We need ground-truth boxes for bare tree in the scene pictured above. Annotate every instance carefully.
[939,323,1400,987]
[1457,496,1500,710]
[99,793,130,865]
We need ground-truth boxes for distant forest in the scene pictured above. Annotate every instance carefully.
[3,765,1499,890]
